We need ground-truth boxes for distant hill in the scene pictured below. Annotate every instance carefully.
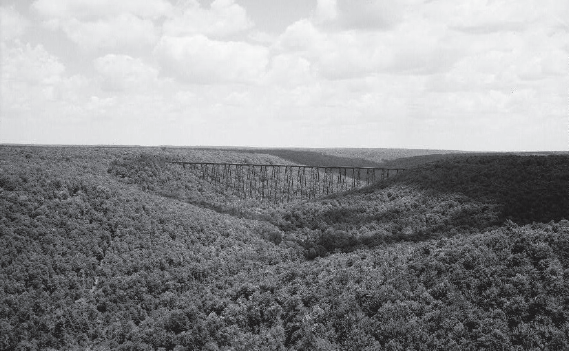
[208,147,469,169]
[379,151,569,168]
[211,147,385,167]
[314,147,466,164]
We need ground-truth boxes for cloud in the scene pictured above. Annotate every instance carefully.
[87,95,117,114]
[276,19,322,52]
[154,35,269,84]
[423,0,569,34]
[275,16,457,80]
[1,42,88,114]
[51,14,159,52]
[4,0,566,151]
[425,27,568,94]
[94,54,159,92]
[315,0,407,30]
[32,0,168,52]
[1,43,65,86]
[380,18,460,75]
[302,0,566,82]
[314,0,337,23]
[163,0,252,38]
[0,6,29,42]
[265,54,314,87]
[32,0,172,20]
[275,20,378,80]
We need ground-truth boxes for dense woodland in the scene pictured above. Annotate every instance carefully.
[2,146,569,350]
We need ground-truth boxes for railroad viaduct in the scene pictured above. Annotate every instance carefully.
[170,162,405,203]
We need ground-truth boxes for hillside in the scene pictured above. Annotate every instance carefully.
[391,155,569,224]
[268,155,569,259]
[215,148,385,167]
[315,147,466,165]
[2,146,569,350]
[208,147,464,168]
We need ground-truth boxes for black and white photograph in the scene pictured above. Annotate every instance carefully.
[1,0,568,349]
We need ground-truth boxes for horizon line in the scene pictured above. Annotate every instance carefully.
[1,143,567,153]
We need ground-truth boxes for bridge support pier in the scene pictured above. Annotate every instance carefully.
[170,162,404,203]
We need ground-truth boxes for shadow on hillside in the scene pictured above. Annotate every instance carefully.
[306,201,498,251]
[289,155,569,259]
[300,206,502,259]
[380,153,471,169]
[379,155,569,225]
[225,148,384,168]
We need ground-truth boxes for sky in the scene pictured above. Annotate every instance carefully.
[0,0,567,151]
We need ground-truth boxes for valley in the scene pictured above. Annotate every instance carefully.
[1,145,569,350]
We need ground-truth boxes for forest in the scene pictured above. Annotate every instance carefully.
[1,145,569,350]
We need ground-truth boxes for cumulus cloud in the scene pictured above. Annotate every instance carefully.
[275,16,457,80]
[32,0,172,20]
[303,0,566,82]
[163,0,252,38]
[155,35,269,84]
[276,19,321,52]
[425,26,568,93]
[275,20,373,80]
[32,0,167,52]
[2,43,65,86]
[424,0,569,33]
[1,42,88,113]
[314,0,337,23]
[265,54,314,87]
[3,0,566,150]
[380,17,460,75]
[94,54,159,92]
[0,6,29,42]
[58,14,159,52]
[315,0,408,30]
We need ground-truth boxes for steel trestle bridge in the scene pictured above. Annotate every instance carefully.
[170,162,405,203]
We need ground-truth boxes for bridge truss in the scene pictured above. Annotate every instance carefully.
[171,162,404,203]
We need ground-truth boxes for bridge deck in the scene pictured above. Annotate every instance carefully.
[169,161,405,171]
